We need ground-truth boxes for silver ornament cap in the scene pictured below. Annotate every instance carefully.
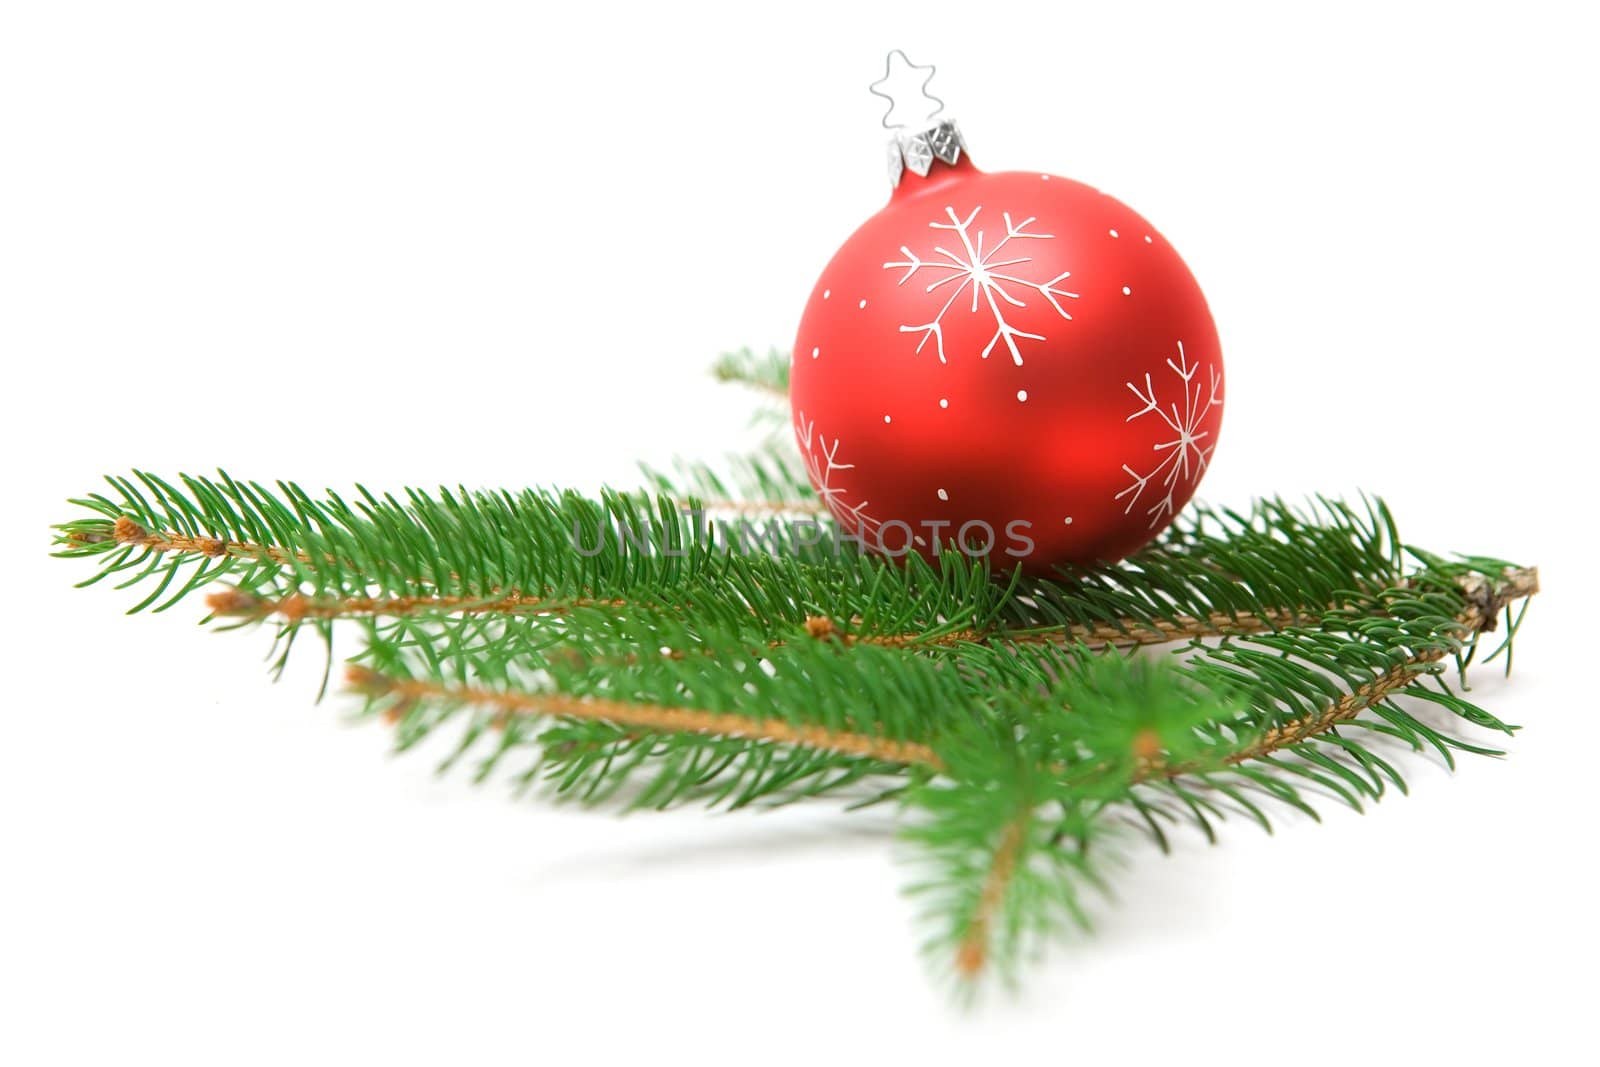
[869,50,967,188]
[890,118,967,185]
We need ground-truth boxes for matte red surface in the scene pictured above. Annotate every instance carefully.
[791,155,1223,571]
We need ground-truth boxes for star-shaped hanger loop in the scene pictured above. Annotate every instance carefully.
[869,50,946,131]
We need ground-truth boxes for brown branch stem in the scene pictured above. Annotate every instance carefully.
[207,588,623,623]
[345,666,945,770]
[827,608,1304,652]
[956,810,1031,978]
[105,516,309,565]
[1219,660,1435,766]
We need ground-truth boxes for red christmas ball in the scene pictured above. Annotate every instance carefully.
[791,131,1223,572]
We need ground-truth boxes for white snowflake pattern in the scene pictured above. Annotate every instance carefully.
[883,206,1079,366]
[1117,341,1223,527]
[794,410,880,537]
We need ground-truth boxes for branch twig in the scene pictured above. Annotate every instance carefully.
[1166,566,1541,773]
[100,516,1542,777]
[207,588,623,622]
[102,516,308,565]
[86,515,1388,654]
[956,810,1030,978]
[346,666,945,770]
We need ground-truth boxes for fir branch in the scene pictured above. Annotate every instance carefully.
[711,345,790,398]
[51,454,1541,991]
[955,809,1031,978]
[206,587,627,622]
[828,608,1300,651]
[101,515,304,564]
[347,665,944,768]
[686,498,822,515]
[1163,566,1539,775]
[641,447,815,510]
[905,655,1245,984]
[56,476,1430,656]
[1231,663,1444,765]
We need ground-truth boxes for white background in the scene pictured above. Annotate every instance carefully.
[2,1,1594,1062]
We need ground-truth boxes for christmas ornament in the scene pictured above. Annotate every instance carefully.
[44,49,1543,998]
[790,52,1224,570]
